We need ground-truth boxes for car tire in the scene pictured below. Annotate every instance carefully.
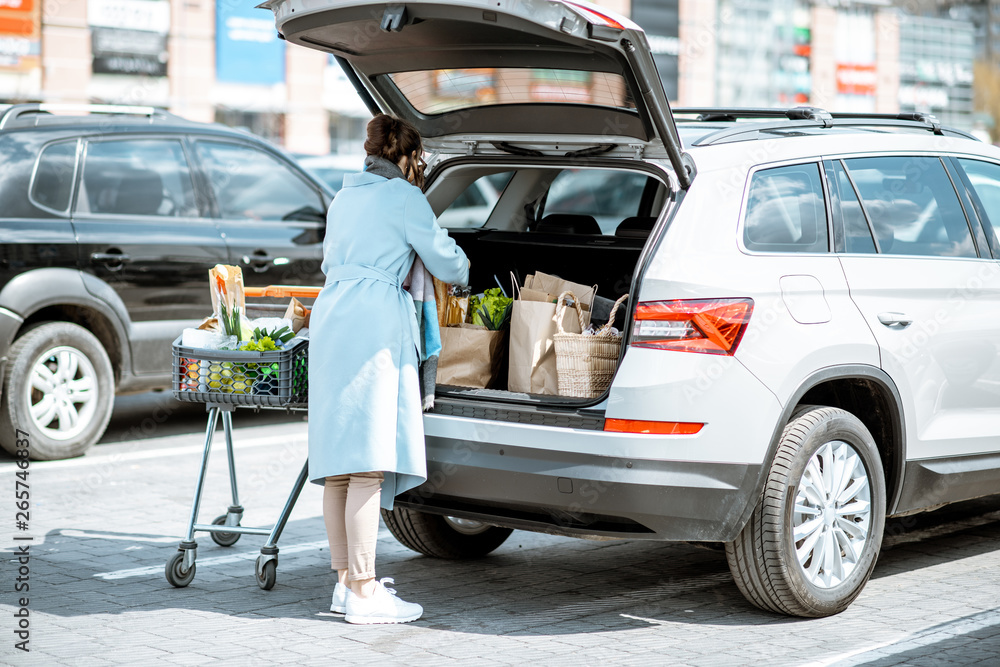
[725,405,886,618]
[0,322,115,460]
[381,507,513,559]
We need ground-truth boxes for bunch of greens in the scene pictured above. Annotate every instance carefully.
[237,325,293,352]
[469,288,513,331]
[240,337,278,352]
[252,325,294,345]
[218,302,243,341]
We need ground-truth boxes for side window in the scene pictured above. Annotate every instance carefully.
[956,158,1000,257]
[194,141,324,221]
[826,160,876,254]
[844,156,976,258]
[438,172,513,229]
[743,163,828,253]
[542,169,650,235]
[31,140,78,214]
[79,139,198,217]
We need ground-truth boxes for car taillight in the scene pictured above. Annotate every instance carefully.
[565,1,626,29]
[631,298,754,355]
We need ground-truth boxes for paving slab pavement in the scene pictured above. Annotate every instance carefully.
[3,417,1000,666]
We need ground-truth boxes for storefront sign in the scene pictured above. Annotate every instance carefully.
[898,85,949,110]
[0,0,39,71]
[88,0,169,76]
[216,0,285,85]
[836,63,877,97]
[88,0,170,34]
[92,27,167,76]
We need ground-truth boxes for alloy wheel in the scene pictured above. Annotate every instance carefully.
[27,346,99,441]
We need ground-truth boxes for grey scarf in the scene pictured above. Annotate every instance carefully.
[364,154,406,181]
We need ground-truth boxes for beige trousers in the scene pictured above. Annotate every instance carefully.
[323,472,383,581]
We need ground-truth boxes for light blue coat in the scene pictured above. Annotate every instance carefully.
[307,171,469,510]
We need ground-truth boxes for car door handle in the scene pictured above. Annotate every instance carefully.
[877,312,913,328]
[90,251,131,270]
[242,251,277,273]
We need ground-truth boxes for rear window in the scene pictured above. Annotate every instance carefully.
[31,140,77,214]
[388,68,635,115]
[743,164,829,253]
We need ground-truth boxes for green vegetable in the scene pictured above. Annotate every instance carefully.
[469,288,513,330]
[219,302,243,342]
[253,325,294,344]
[240,337,278,352]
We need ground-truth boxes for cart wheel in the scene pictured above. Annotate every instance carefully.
[210,514,241,547]
[165,551,196,588]
[256,556,277,591]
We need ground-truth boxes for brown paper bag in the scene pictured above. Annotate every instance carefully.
[526,272,597,310]
[283,297,309,333]
[520,287,591,312]
[444,294,469,325]
[508,289,592,395]
[437,324,506,388]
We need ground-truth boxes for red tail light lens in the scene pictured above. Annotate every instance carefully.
[565,1,626,29]
[632,298,754,355]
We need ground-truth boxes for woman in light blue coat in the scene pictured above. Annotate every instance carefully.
[308,115,469,624]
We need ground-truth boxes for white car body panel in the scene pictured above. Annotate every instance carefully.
[840,255,1000,460]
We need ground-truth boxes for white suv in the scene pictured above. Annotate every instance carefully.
[266,0,1000,617]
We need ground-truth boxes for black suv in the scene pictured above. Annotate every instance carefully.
[0,104,332,460]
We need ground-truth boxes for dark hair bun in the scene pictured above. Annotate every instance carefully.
[364,114,425,187]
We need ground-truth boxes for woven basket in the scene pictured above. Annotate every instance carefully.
[553,291,629,398]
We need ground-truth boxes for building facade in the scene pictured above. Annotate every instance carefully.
[0,0,980,155]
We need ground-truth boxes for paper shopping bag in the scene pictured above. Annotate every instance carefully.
[437,324,506,388]
[525,272,597,311]
[508,289,592,395]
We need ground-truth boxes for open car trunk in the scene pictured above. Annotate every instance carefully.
[423,157,671,413]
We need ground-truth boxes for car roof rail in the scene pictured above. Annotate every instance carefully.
[828,111,944,135]
[674,106,834,125]
[0,103,180,130]
[675,107,977,145]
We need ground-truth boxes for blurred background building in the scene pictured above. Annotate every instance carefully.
[0,0,996,154]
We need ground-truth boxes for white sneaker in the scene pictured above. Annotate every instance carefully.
[344,578,423,625]
[330,582,348,614]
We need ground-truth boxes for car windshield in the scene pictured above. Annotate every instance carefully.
[387,68,636,115]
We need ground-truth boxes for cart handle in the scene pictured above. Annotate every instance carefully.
[244,285,321,299]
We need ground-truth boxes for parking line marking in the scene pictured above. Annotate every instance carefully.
[94,539,329,580]
[0,432,306,473]
[60,529,181,544]
[806,608,1000,666]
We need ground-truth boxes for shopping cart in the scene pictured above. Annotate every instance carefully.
[164,286,320,591]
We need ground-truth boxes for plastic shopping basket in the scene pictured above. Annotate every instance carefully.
[171,335,309,409]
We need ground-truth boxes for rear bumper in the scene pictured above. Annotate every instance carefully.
[406,415,764,542]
